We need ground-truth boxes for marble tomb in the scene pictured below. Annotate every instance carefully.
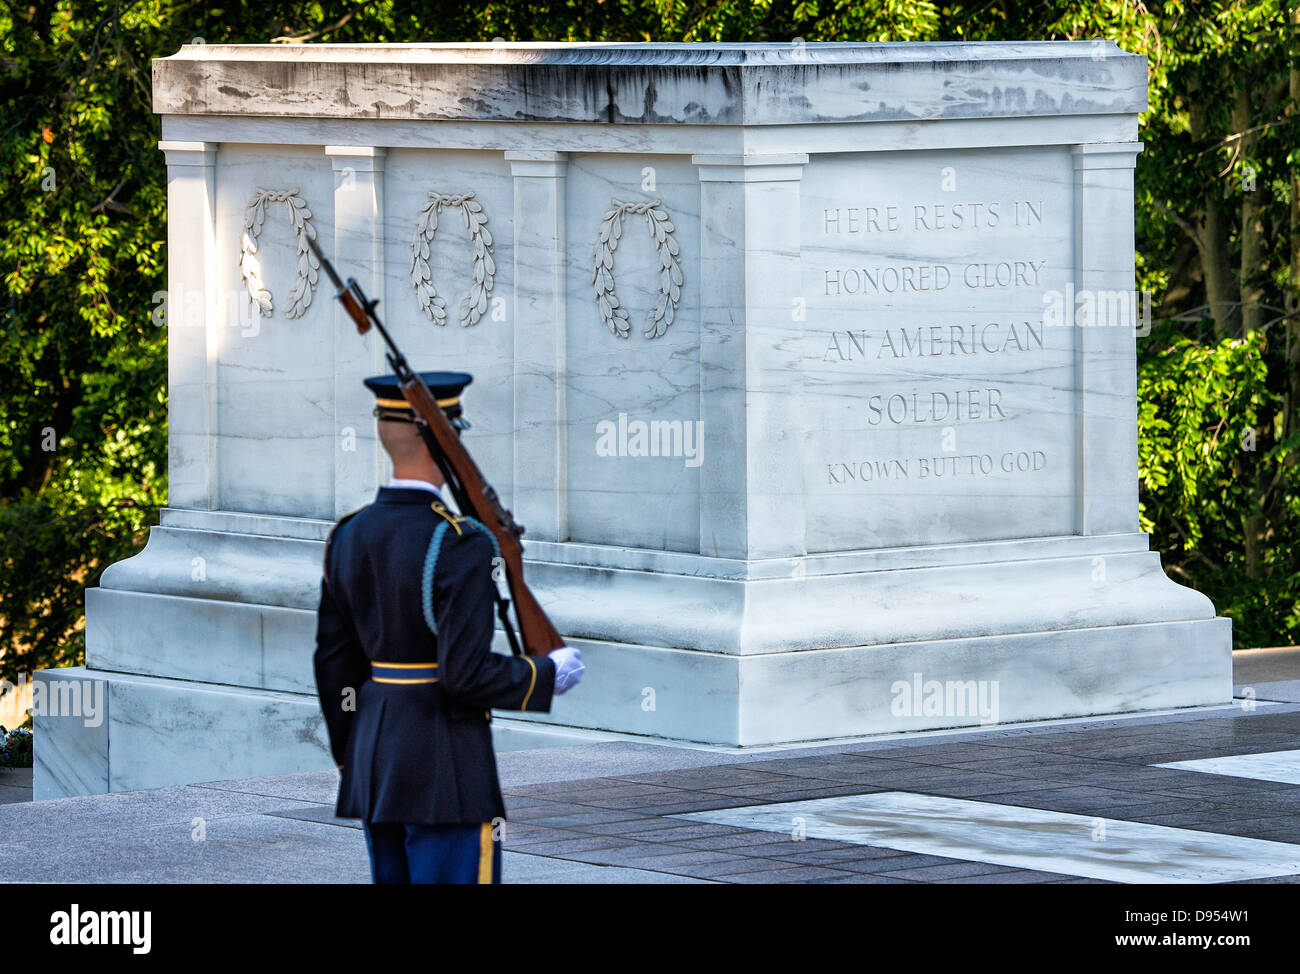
[34,41,1231,797]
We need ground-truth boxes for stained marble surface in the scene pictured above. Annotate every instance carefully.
[160,113,1139,158]
[152,42,1146,125]
[678,791,1300,883]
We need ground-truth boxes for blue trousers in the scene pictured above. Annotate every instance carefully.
[363,821,502,884]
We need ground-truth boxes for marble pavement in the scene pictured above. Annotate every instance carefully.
[6,687,1300,884]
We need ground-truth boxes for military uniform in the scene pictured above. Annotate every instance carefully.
[314,372,559,884]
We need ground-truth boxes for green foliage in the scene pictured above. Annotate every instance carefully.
[1138,333,1300,646]
[0,0,1296,666]
[0,496,157,683]
[0,0,167,682]
[1123,2,1300,648]
[1138,336,1268,548]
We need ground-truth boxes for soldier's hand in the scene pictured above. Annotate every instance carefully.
[550,647,585,695]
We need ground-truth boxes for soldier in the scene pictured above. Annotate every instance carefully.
[314,370,585,884]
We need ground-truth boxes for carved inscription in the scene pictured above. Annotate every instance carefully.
[821,200,1043,234]
[827,451,1047,485]
[816,195,1057,491]
[825,261,1047,295]
[821,201,1046,296]
[823,323,1044,361]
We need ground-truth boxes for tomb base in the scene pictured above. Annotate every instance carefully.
[34,510,1230,796]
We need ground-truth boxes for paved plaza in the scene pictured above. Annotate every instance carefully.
[2,651,1299,884]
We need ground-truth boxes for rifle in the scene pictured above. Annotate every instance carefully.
[308,236,565,658]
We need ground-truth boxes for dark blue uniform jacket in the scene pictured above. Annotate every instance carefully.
[314,486,556,825]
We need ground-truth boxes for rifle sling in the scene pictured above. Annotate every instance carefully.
[497,597,524,657]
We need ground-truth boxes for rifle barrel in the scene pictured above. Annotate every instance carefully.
[307,235,344,291]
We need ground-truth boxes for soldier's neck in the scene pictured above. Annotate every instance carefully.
[390,459,445,487]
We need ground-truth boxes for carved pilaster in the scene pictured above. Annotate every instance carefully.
[1072,142,1144,535]
[326,146,387,516]
[159,140,219,510]
[693,153,809,559]
[507,150,568,540]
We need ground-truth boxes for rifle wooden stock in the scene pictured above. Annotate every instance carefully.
[309,235,564,657]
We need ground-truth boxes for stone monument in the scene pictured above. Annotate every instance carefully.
[34,41,1231,798]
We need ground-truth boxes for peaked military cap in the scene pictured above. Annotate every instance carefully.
[364,371,473,426]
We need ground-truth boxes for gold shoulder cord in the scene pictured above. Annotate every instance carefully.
[430,500,464,535]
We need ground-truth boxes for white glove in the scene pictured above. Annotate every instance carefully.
[550,647,585,695]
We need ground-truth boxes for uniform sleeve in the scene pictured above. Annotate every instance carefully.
[314,555,371,769]
[434,528,557,713]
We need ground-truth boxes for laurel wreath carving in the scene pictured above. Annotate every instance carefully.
[409,192,496,327]
[239,189,319,319]
[591,199,682,340]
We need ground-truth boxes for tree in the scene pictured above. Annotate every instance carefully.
[1,1,1296,674]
